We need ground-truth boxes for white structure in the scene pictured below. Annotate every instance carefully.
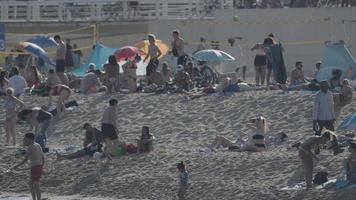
[0,0,210,22]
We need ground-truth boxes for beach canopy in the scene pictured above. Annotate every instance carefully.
[114,46,146,62]
[338,114,356,131]
[316,43,356,82]
[26,35,58,48]
[70,42,117,76]
[134,39,170,59]
[192,49,235,62]
[16,41,54,67]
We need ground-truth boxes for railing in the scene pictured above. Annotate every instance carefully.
[0,0,208,22]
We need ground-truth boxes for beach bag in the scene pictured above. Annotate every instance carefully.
[125,144,138,154]
[313,171,328,185]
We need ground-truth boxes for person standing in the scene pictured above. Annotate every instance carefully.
[53,35,68,85]
[177,161,189,200]
[3,88,25,146]
[251,43,267,85]
[11,132,45,200]
[143,34,162,79]
[103,55,120,94]
[171,30,185,66]
[313,81,335,135]
[65,39,74,69]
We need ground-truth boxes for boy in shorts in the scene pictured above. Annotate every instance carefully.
[12,133,45,200]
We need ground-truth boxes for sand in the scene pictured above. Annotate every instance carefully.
[1,89,356,200]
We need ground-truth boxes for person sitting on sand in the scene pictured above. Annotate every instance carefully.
[17,107,53,148]
[86,63,96,73]
[161,62,173,83]
[101,99,123,158]
[335,79,353,107]
[209,116,267,152]
[136,126,155,153]
[48,84,71,117]
[345,142,356,184]
[148,64,164,86]
[79,70,107,95]
[11,132,44,200]
[122,55,139,93]
[290,61,305,85]
[26,65,42,89]
[0,70,9,95]
[2,87,25,146]
[8,67,28,97]
[298,130,336,189]
[46,69,61,87]
[57,123,103,159]
[174,65,191,91]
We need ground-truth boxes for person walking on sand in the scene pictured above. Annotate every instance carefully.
[143,34,162,80]
[298,130,334,189]
[11,132,45,200]
[53,35,68,85]
[103,55,120,94]
[171,30,185,66]
[101,99,122,159]
[2,88,25,146]
[312,81,335,135]
[177,161,189,200]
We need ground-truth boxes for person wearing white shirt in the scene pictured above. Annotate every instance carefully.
[312,81,335,135]
[9,67,28,97]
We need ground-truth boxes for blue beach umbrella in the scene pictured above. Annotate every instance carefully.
[26,35,58,48]
[16,42,55,67]
[338,114,356,131]
[192,49,235,62]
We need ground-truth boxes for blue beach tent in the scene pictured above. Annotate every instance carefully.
[316,43,356,82]
[71,42,117,76]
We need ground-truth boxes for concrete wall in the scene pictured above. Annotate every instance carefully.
[148,7,356,76]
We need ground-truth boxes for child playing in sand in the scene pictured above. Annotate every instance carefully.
[11,132,45,200]
[298,130,335,189]
[345,142,356,184]
[177,161,189,200]
[3,87,25,146]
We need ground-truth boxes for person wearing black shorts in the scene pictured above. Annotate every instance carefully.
[101,99,121,158]
[54,35,68,85]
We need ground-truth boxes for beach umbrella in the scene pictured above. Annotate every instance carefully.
[26,35,58,48]
[338,114,356,131]
[134,39,170,59]
[192,49,235,62]
[114,46,146,62]
[16,41,54,67]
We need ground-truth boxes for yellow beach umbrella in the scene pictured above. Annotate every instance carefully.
[134,39,170,59]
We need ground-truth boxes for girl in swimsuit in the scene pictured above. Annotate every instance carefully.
[209,116,267,152]
[103,55,120,94]
[3,88,25,145]
[251,43,267,86]
[48,84,71,118]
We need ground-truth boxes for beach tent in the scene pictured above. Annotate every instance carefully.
[316,43,356,82]
[70,42,117,76]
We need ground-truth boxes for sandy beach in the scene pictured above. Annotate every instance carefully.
[1,89,356,200]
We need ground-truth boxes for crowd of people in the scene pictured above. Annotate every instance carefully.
[1,29,356,200]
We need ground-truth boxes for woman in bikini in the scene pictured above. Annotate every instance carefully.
[3,87,25,145]
[251,43,267,86]
[26,65,42,89]
[48,84,71,117]
[103,55,120,94]
[209,116,267,152]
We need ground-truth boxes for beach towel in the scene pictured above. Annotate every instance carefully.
[268,44,287,84]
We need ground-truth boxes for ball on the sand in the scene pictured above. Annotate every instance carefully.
[233,16,239,22]
[93,152,103,160]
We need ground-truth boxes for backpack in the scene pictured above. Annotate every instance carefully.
[313,171,328,185]
[125,144,138,154]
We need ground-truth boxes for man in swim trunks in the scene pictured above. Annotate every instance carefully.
[12,132,45,200]
[54,35,68,85]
